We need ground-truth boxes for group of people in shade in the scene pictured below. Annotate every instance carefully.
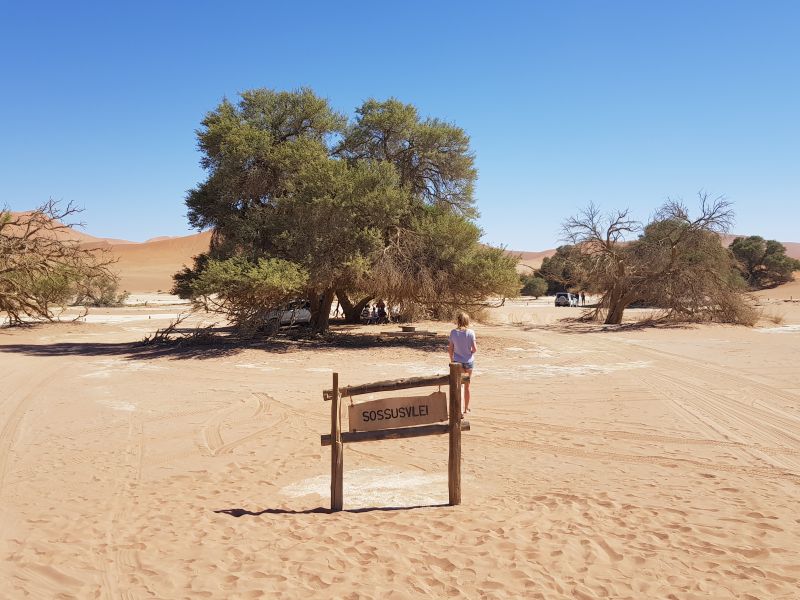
[360,302,389,324]
[576,291,587,305]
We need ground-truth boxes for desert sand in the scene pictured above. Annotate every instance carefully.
[1,277,799,598]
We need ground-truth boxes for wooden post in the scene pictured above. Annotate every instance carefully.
[331,372,343,512]
[448,362,462,506]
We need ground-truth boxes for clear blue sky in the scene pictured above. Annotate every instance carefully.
[1,1,798,249]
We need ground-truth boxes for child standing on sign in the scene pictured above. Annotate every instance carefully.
[448,311,477,414]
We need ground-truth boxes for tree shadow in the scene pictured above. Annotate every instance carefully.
[214,503,449,517]
[0,327,446,362]
[0,339,246,361]
[517,317,695,335]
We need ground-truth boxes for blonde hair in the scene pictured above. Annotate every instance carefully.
[456,311,470,328]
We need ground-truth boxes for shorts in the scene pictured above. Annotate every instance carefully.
[459,360,474,371]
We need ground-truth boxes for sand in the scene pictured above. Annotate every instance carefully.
[1,294,799,599]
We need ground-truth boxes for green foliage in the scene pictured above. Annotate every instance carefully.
[188,257,308,334]
[538,245,587,294]
[730,236,800,289]
[520,274,548,298]
[339,98,477,217]
[74,272,129,307]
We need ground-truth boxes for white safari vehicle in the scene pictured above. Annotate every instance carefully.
[554,292,578,307]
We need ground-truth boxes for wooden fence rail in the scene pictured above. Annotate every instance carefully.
[323,373,470,401]
[321,421,471,446]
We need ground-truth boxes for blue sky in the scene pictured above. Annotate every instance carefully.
[1,1,798,249]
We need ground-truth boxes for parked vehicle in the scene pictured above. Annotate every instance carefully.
[554,292,578,307]
[265,300,312,327]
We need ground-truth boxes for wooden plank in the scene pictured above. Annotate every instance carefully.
[323,373,470,401]
[448,362,462,506]
[330,372,343,512]
[321,420,470,446]
[348,392,447,432]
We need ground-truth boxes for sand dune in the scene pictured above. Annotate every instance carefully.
[105,231,212,293]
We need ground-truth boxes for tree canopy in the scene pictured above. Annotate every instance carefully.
[537,245,588,295]
[178,88,518,333]
[729,236,800,289]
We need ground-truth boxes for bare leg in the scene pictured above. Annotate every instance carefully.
[463,369,473,412]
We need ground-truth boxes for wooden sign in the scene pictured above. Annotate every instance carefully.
[348,392,448,433]
[323,364,467,511]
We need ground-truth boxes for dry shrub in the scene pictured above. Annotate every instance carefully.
[761,309,785,326]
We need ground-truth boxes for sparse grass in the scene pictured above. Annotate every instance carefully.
[507,312,530,327]
[761,309,785,326]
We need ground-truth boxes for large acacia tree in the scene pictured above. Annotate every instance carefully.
[179,89,518,333]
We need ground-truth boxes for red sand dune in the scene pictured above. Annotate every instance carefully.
[107,231,212,293]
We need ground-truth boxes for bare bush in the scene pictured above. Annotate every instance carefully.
[1,200,117,325]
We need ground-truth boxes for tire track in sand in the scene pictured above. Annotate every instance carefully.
[473,416,800,458]
[647,373,800,473]
[98,410,144,600]
[0,361,85,597]
[0,361,64,495]
[470,431,800,481]
[198,392,293,457]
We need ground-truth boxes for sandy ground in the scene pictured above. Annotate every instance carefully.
[1,292,799,599]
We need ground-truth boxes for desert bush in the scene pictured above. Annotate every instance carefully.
[520,274,548,298]
[74,272,129,307]
[537,245,589,294]
[761,309,785,325]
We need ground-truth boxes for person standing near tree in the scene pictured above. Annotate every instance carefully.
[448,311,477,414]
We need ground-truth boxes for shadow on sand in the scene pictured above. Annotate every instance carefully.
[0,327,446,361]
[516,317,695,335]
[214,503,449,517]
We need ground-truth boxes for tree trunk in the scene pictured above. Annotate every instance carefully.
[605,301,626,325]
[336,290,372,324]
[311,289,336,334]
[604,288,628,325]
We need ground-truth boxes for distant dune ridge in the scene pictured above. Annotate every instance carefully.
[5,212,798,292]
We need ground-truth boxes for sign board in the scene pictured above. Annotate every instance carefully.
[348,392,448,433]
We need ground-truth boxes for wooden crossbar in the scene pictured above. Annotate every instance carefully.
[321,420,470,446]
[323,373,470,401]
